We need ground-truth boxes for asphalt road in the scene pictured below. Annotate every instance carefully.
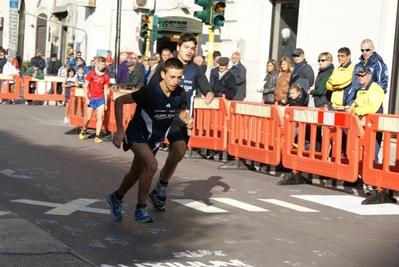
[0,104,399,267]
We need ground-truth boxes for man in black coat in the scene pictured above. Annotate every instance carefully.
[210,57,236,100]
[47,53,63,94]
[30,49,46,71]
[47,53,62,75]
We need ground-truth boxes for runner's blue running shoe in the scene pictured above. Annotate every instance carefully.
[106,191,122,220]
[134,207,153,223]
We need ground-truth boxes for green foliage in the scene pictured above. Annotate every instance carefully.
[21,60,31,72]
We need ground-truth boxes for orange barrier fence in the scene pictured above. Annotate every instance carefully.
[280,107,364,184]
[0,74,22,100]
[361,113,399,203]
[60,91,399,203]
[227,102,284,166]
[107,89,137,134]
[189,97,229,151]
[68,88,110,131]
[23,75,65,101]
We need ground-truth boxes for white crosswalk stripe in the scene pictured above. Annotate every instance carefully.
[211,198,269,212]
[172,198,316,213]
[258,199,319,212]
[172,199,229,213]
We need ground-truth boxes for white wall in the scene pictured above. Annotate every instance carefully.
[221,0,274,102]
[297,0,397,109]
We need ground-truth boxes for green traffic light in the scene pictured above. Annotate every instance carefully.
[151,15,167,41]
[194,10,210,24]
[213,15,224,26]
[194,0,210,8]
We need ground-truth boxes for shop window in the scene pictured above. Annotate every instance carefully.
[269,1,299,63]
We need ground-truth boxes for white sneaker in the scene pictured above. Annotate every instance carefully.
[64,117,69,124]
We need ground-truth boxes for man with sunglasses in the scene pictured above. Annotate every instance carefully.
[344,39,388,106]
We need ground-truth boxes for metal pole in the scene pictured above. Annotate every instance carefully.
[114,0,122,76]
[145,16,152,56]
[21,11,88,60]
[207,26,215,69]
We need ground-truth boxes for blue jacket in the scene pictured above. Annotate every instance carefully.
[344,52,388,106]
[116,61,128,84]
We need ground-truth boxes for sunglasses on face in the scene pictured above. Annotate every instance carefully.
[318,59,327,62]
[361,48,371,52]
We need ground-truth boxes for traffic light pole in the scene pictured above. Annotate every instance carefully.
[145,16,152,56]
[207,26,215,69]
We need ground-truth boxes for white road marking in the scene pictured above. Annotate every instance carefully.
[0,211,12,216]
[11,198,109,215]
[211,198,268,212]
[0,169,32,179]
[259,199,319,212]
[291,195,399,215]
[172,199,228,213]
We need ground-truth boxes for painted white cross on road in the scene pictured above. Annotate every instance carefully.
[11,198,110,215]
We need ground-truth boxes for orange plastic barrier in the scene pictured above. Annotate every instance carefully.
[189,97,229,151]
[281,107,364,183]
[362,113,399,192]
[0,74,22,100]
[23,75,65,101]
[228,102,284,166]
[68,88,110,131]
[107,89,137,134]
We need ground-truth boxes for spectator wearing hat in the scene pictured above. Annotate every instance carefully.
[230,52,246,100]
[125,61,144,90]
[210,57,236,100]
[290,48,314,105]
[30,49,46,71]
[350,66,384,164]
[345,39,388,107]
[350,66,384,115]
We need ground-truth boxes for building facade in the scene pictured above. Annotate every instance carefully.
[0,0,398,112]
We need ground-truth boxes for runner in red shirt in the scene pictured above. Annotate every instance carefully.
[79,56,111,143]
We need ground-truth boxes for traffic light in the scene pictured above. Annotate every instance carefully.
[211,0,226,29]
[140,14,150,38]
[194,0,211,25]
[151,15,166,41]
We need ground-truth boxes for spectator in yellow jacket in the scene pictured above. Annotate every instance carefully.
[326,47,354,108]
[350,66,384,115]
[350,66,384,164]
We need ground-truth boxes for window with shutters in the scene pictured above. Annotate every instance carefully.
[35,13,47,54]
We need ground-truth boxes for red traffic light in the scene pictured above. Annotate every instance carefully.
[141,15,149,22]
[214,1,226,12]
